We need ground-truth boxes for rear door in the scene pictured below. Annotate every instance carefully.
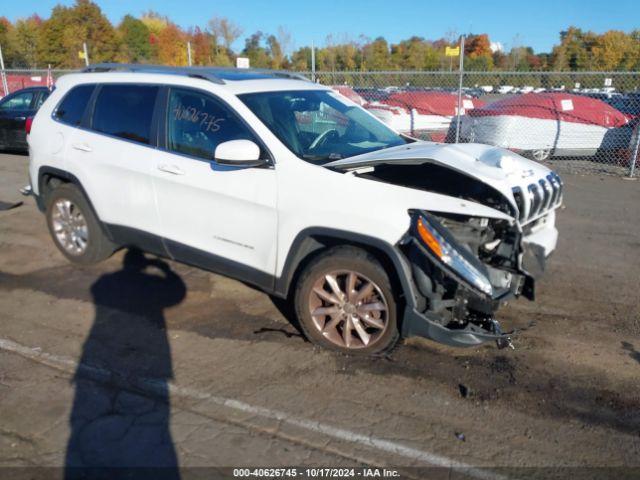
[152,86,278,285]
[65,83,163,246]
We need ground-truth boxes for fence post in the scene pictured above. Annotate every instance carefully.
[629,122,640,178]
[454,35,465,144]
[311,41,316,82]
[82,42,90,67]
[0,44,8,96]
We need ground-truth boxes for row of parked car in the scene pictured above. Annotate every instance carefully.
[332,85,640,163]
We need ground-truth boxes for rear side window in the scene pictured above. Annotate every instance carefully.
[54,85,94,126]
[92,85,159,145]
[0,91,35,111]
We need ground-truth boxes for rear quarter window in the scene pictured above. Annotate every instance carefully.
[54,85,95,126]
[91,84,159,145]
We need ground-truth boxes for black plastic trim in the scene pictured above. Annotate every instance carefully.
[274,227,419,308]
[164,238,274,292]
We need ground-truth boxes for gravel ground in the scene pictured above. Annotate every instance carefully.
[0,153,639,479]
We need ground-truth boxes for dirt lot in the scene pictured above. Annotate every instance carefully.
[0,152,639,479]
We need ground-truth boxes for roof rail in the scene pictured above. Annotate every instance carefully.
[82,63,310,84]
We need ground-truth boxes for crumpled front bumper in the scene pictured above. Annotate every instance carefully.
[402,307,514,348]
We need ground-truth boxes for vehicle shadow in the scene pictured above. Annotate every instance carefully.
[65,248,185,480]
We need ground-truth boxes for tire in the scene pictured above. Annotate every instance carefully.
[294,246,400,355]
[45,183,116,265]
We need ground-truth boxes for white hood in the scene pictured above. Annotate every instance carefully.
[324,141,553,205]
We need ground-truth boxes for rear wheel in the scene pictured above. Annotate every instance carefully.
[46,183,115,265]
[294,246,399,355]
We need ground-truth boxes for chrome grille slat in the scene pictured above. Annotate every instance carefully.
[539,178,552,210]
[528,184,542,219]
[546,174,559,205]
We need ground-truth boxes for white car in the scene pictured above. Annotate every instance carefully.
[26,64,563,354]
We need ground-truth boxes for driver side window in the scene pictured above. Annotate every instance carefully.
[167,88,257,160]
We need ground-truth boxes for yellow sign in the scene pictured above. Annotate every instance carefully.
[78,50,86,60]
[445,46,460,57]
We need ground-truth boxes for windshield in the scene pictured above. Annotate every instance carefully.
[239,90,407,164]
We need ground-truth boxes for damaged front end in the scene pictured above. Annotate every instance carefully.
[399,210,540,349]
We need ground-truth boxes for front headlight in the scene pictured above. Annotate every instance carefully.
[412,213,494,296]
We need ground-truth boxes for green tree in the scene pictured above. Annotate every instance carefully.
[242,31,271,68]
[118,15,151,62]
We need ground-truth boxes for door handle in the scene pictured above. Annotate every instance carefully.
[15,116,26,121]
[157,164,185,175]
[72,143,92,152]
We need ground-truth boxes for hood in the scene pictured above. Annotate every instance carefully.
[324,141,552,204]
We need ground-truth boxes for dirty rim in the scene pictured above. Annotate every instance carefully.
[51,198,89,255]
[308,270,389,349]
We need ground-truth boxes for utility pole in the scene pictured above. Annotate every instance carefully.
[187,41,193,66]
[454,35,465,144]
[0,44,8,96]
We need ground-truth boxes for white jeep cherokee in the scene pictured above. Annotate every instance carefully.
[27,64,562,354]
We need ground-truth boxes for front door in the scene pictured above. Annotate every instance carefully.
[152,87,278,288]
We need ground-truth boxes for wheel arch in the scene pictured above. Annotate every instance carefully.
[37,166,114,241]
[274,228,418,312]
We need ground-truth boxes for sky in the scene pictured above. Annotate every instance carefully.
[3,0,638,54]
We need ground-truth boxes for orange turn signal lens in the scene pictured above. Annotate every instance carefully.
[417,217,443,258]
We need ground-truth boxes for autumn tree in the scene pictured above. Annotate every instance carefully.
[189,26,213,65]
[465,34,492,59]
[141,10,169,62]
[0,17,22,66]
[38,0,119,68]
[290,46,311,70]
[10,15,42,68]
[592,30,635,70]
[156,22,187,66]
[361,37,391,70]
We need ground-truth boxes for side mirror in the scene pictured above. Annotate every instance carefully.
[214,139,266,167]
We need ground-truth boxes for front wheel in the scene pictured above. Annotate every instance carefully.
[46,183,116,265]
[294,246,399,355]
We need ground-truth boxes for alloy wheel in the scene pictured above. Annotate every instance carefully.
[308,270,389,349]
[51,199,89,256]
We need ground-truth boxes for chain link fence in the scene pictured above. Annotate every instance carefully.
[308,71,640,177]
[2,68,639,176]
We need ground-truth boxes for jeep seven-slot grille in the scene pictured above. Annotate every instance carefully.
[512,172,563,223]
